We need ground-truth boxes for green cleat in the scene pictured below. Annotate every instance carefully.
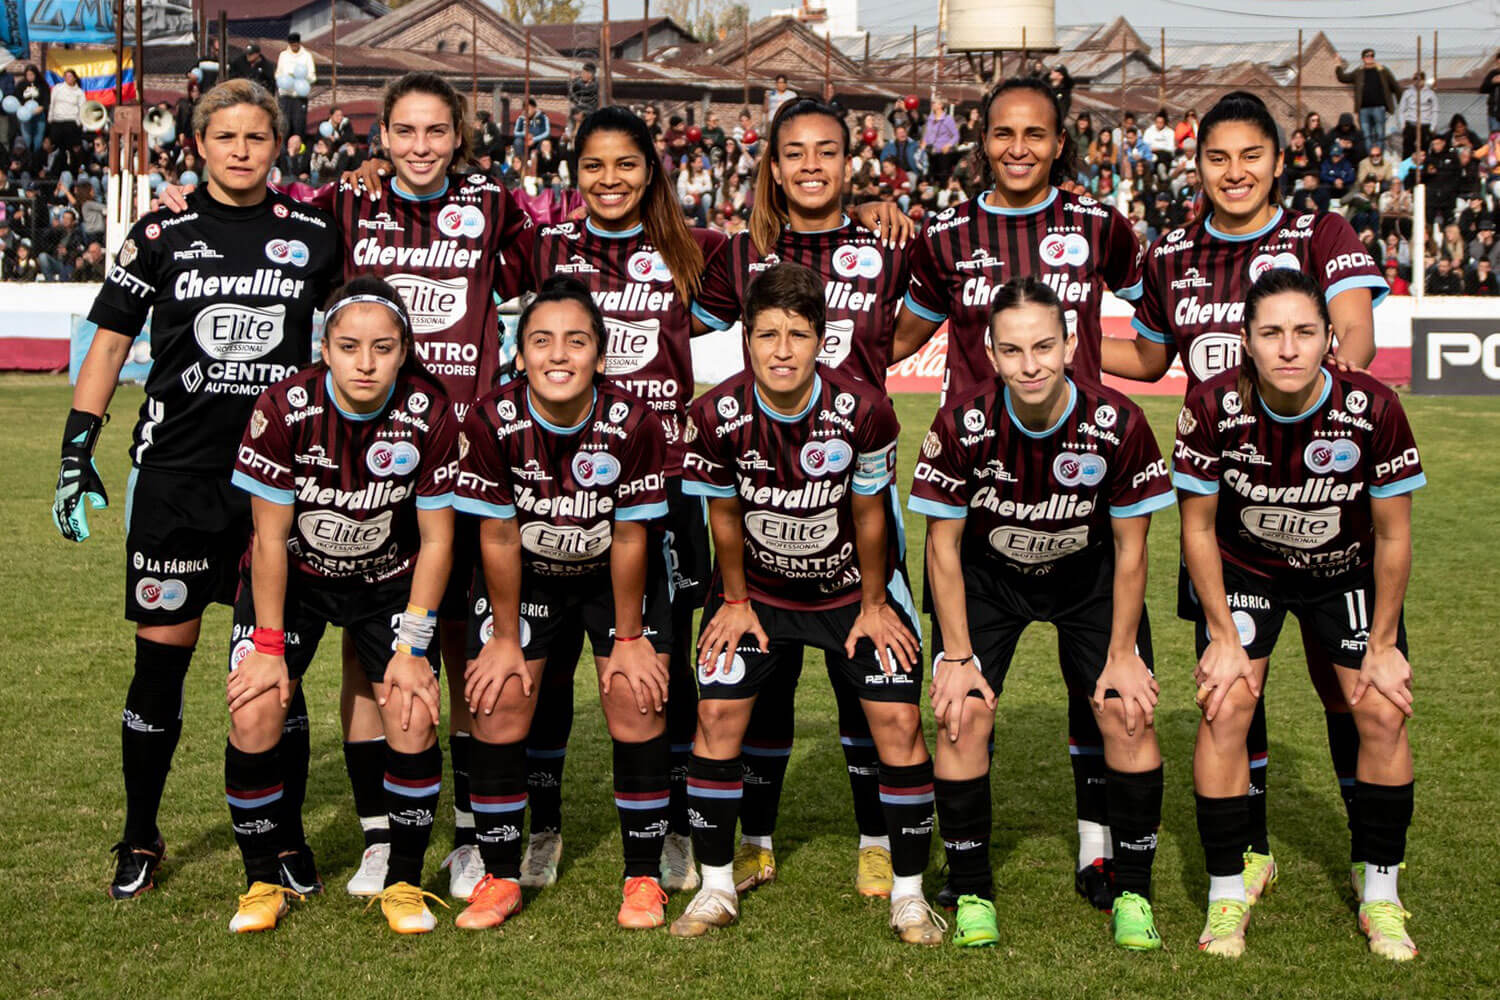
[1242,851,1278,905]
[952,895,999,948]
[1359,900,1417,962]
[1111,892,1163,951]
[1198,897,1251,958]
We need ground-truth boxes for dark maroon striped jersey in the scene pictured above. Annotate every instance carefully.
[88,187,340,474]
[454,380,668,579]
[231,366,458,584]
[332,174,533,418]
[908,377,1173,576]
[514,220,726,467]
[1132,209,1386,389]
[1172,366,1424,583]
[904,187,1145,400]
[692,219,911,388]
[682,365,900,611]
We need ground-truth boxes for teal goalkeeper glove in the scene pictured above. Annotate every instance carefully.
[53,408,109,542]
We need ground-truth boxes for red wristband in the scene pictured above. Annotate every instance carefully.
[252,627,286,656]
[614,632,645,643]
[721,595,750,606]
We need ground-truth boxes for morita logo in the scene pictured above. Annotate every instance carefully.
[388,274,469,333]
[299,509,393,557]
[1240,505,1341,549]
[194,303,286,360]
[604,317,661,375]
[745,509,838,555]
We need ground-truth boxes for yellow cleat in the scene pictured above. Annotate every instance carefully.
[1242,851,1278,905]
[856,845,894,898]
[732,842,776,894]
[1360,900,1418,962]
[1198,898,1251,958]
[229,881,303,934]
[365,881,448,934]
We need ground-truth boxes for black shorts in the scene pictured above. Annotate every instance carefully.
[664,477,711,610]
[1190,562,1407,667]
[930,555,1154,699]
[467,563,673,663]
[438,513,480,620]
[229,571,436,683]
[125,466,249,625]
[696,575,924,705]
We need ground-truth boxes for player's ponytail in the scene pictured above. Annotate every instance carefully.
[1197,91,1282,164]
[1237,267,1331,406]
[973,77,1077,192]
[573,107,704,306]
[515,274,610,384]
[323,275,426,376]
[381,72,472,170]
[750,98,852,257]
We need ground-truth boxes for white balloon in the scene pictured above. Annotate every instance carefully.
[179,170,199,187]
[15,105,31,123]
[188,68,200,83]
[200,60,219,73]
[1,95,17,114]
[318,120,333,138]
[292,62,308,79]
[293,79,310,98]
[277,74,294,93]
[23,100,39,115]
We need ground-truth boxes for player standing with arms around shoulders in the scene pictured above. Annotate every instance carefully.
[909,278,1173,951]
[53,79,340,900]
[671,263,943,946]
[225,278,457,934]
[1104,92,1390,908]
[1174,269,1422,961]
[892,75,1147,914]
[451,277,676,931]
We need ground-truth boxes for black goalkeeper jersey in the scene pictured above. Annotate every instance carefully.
[88,187,341,474]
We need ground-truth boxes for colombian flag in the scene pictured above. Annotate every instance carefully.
[46,47,134,105]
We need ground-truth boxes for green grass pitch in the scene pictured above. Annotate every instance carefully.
[2,375,1497,998]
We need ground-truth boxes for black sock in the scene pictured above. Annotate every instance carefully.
[226,741,289,887]
[740,678,794,840]
[614,735,672,878]
[280,686,310,849]
[343,738,389,847]
[1108,765,1164,899]
[1246,697,1270,854]
[449,730,475,848]
[878,759,935,879]
[469,738,527,879]
[121,637,192,845]
[836,684,887,839]
[666,603,699,836]
[383,743,441,887]
[686,755,742,868]
[525,662,575,835]
[1325,711,1362,861]
[1355,780,1414,868]
[1196,793,1251,877]
[1067,693,1108,855]
[935,775,992,899]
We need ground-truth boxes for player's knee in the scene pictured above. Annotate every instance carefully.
[1352,693,1406,742]
[695,698,750,746]
[229,694,286,752]
[1206,685,1259,735]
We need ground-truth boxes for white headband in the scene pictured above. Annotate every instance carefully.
[325,293,409,333]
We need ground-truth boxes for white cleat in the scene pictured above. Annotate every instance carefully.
[518,830,562,889]
[660,832,700,893]
[345,843,391,898]
[442,844,485,899]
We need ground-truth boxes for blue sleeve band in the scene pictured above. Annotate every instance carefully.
[1325,274,1390,310]
[231,470,294,505]
[1172,472,1219,495]
[1110,491,1177,518]
[1114,278,1144,302]
[902,291,947,323]
[1369,472,1426,498]
[415,492,454,510]
[682,480,737,499]
[907,495,967,519]
[616,500,670,521]
[690,300,733,331]
[1130,316,1171,344]
[453,496,516,520]
[851,472,895,496]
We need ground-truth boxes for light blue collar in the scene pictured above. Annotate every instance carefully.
[979,186,1058,217]
[527,386,596,434]
[390,176,449,202]
[789,214,851,235]
[1205,206,1284,242]
[1003,377,1076,438]
[325,371,391,422]
[586,218,643,239]
[1258,369,1330,423]
[754,374,821,423]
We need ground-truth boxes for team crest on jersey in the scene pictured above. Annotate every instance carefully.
[368,440,419,477]
[1222,391,1243,416]
[834,392,856,416]
[1345,389,1368,415]
[273,203,289,219]
[800,439,852,477]
[438,204,486,239]
[497,399,517,422]
[572,450,620,487]
[1177,407,1197,435]
[250,410,268,439]
[717,396,739,420]
[118,239,138,266]
[921,430,941,458]
[1040,233,1091,267]
[1094,404,1117,429]
[1248,251,1301,282]
[608,401,630,424]
[407,392,429,415]
[265,239,310,267]
[1053,451,1107,487]
[832,244,883,279]
[287,385,309,408]
[627,250,672,283]
[1304,438,1360,474]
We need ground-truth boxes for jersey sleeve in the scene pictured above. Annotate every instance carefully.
[902,230,953,323]
[231,390,296,504]
[852,395,900,495]
[1108,406,1174,517]
[1128,247,1173,346]
[1311,213,1388,308]
[691,234,741,331]
[493,187,537,300]
[454,403,516,519]
[681,397,736,498]
[907,410,969,519]
[1102,207,1146,302]
[415,402,458,510]
[1367,393,1426,498]
[86,219,159,336]
[1170,388,1221,494]
[614,408,669,521]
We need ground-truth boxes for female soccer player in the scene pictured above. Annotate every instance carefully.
[909,278,1173,951]
[1174,269,1422,961]
[689,97,915,898]
[224,277,457,935]
[54,79,340,900]
[452,277,675,931]
[890,75,1147,911]
[1104,92,1389,906]
[673,262,942,946]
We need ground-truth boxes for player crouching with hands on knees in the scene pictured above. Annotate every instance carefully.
[1174,268,1423,961]
[909,276,1174,952]
[225,277,457,934]
[453,276,676,932]
[671,261,942,945]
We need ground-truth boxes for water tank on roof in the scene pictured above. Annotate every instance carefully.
[945,0,1057,54]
